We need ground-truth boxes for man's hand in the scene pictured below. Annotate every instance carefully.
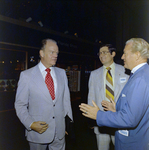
[30,121,48,134]
[65,131,68,135]
[79,100,100,120]
[101,98,116,112]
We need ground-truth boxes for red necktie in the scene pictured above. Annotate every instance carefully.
[45,68,55,100]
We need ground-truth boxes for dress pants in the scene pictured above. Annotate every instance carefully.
[29,135,65,150]
[96,133,115,150]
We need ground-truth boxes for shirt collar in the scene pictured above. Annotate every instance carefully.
[38,61,53,73]
[104,62,115,70]
[131,63,147,74]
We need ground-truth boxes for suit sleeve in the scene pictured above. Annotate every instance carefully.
[96,76,149,128]
[87,72,97,126]
[88,72,95,106]
[15,72,34,130]
[63,70,73,121]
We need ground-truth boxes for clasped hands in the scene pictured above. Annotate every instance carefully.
[79,98,116,120]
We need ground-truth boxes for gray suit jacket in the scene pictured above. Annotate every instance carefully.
[15,64,73,143]
[88,63,129,134]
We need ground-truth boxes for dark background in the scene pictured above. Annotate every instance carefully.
[0,0,149,149]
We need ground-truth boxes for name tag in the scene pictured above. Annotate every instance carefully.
[118,130,129,136]
[120,77,127,83]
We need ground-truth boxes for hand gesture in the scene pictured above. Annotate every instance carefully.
[79,100,100,120]
[101,98,116,112]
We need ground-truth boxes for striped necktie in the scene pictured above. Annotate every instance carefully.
[105,67,114,101]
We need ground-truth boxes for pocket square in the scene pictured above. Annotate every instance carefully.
[118,130,129,136]
[122,94,126,97]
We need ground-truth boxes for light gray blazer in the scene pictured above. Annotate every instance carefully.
[15,64,73,143]
[88,63,129,134]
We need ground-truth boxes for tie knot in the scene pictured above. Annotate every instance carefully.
[106,67,111,71]
[45,68,51,73]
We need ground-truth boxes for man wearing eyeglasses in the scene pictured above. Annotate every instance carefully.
[87,44,129,150]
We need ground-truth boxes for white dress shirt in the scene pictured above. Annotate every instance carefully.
[38,61,57,102]
[29,62,57,128]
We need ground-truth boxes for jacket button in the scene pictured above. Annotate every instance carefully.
[53,117,55,119]
[53,104,55,107]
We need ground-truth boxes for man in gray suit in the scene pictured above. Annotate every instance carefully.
[15,39,73,150]
[87,44,128,150]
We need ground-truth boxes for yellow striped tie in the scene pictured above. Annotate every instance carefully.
[106,67,114,101]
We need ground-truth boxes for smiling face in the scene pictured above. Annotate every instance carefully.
[99,46,115,67]
[121,43,137,70]
[40,40,59,68]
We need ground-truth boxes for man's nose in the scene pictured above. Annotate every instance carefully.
[54,53,58,57]
[121,54,124,60]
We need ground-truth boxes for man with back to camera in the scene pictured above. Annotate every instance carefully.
[80,38,149,150]
[15,39,73,150]
[87,44,129,150]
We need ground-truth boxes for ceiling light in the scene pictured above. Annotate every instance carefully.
[26,17,32,22]
[38,21,43,27]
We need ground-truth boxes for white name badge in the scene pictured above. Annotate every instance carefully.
[120,77,127,83]
[118,130,129,136]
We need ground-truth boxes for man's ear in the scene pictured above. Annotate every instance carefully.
[39,50,44,57]
[135,51,141,60]
[112,51,116,57]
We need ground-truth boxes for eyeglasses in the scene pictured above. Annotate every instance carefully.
[97,51,110,56]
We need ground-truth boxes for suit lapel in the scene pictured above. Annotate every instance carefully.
[31,65,53,104]
[53,67,61,103]
[97,67,105,100]
[114,65,121,94]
